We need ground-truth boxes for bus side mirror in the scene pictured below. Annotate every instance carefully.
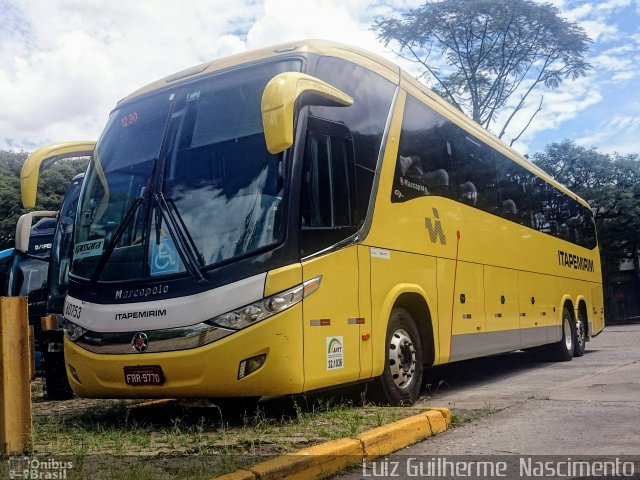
[21,141,95,208]
[261,72,353,154]
[15,211,57,254]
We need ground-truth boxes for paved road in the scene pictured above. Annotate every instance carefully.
[339,324,640,478]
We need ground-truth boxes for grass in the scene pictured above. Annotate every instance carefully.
[18,372,516,480]
[10,380,512,480]
[448,400,504,428]
[26,390,415,479]
[32,400,157,456]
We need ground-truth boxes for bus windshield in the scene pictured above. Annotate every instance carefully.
[48,174,84,310]
[72,60,301,282]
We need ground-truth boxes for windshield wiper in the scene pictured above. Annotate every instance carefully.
[89,196,145,285]
[154,192,206,283]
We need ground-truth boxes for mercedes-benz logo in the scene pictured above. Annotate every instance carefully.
[132,332,149,353]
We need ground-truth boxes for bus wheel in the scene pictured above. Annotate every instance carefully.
[574,310,587,357]
[545,306,575,362]
[367,308,423,406]
[42,333,73,400]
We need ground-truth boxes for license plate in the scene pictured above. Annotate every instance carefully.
[124,366,165,386]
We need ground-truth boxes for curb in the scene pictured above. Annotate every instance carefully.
[215,407,451,480]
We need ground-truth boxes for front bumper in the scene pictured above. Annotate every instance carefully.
[64,304,304,398]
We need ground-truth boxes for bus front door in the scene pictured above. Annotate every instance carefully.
[301,246,361,391]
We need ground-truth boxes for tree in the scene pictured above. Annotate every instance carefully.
[373,0,591,144]
[533,140,640,279]
[0,150,28,248]
[0,150,88,249]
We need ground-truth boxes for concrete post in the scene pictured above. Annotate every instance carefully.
[0,296,32,456]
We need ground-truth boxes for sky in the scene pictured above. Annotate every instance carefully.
[0,0,639,157]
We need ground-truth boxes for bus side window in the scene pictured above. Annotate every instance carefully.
[579,207,597,249]
[528,169,597,249]
[555,192,596,249]
[392,95,453,202]
[554,191,573,242]
[529,177,556,235]
[299,117,358,257]
[450,128,499,212]
[494,154,531,227]
[311,57,396,225]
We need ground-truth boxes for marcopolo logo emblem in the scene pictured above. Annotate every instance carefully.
[425,208,446,245]
[132,332,149,353]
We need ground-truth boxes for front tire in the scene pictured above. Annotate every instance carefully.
[42,331,73,400]
[367,308,423,406]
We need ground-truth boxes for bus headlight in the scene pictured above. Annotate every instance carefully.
[63,319,87,341]
[210,276,321,330]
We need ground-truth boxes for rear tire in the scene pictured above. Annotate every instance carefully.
[543,306,575,362]
[367,308,423,406]
[574,309,587,357]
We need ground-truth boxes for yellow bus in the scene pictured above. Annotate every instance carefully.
[25,40,604,405]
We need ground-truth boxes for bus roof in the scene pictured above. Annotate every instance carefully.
[118,39,400,105]
[117,39,591,210]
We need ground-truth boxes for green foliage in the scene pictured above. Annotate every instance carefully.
[0,150,28,248]
[0,149,88,249]
[533,140,640,278]
[373,0,592,142]
[37,157,89,210]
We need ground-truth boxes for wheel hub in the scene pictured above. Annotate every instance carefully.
[388,329,417,389]
[576,318,586,349]
[563,316,573,351]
